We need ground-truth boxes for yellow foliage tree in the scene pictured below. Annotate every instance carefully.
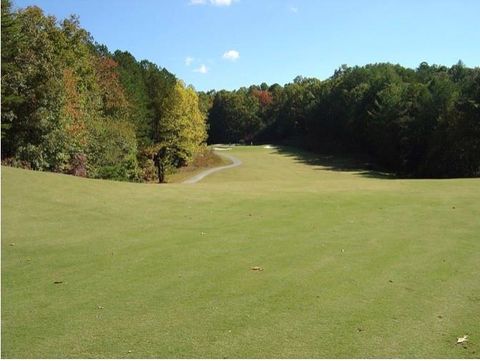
[157,80,207,166]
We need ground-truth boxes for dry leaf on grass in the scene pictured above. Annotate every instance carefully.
[457,335,468,344]
[251,266,264,271]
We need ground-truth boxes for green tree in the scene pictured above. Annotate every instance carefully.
[113,50,152,144]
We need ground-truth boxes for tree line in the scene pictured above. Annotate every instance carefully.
[206,63,480,178]
[1,0,206,182]
[2,1,479,180]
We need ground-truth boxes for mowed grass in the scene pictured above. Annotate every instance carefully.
[2,146,480,358]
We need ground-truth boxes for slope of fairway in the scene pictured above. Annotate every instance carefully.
[2,146,479,358]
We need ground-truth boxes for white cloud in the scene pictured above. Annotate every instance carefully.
[185,56,194,66]
[189,0,234,6]
[210,0,232,6]
[194,64,208,74]
[222,49,240,61]
[290,6,298,13]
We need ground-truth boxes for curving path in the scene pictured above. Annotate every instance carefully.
[182,152,242,184]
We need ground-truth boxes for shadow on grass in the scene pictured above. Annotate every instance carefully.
[271,145,398,180]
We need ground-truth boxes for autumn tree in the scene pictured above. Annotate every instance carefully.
[152,81,207,182]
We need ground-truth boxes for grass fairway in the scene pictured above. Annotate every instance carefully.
[2,146,480,358]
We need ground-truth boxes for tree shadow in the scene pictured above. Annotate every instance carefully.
[270,144,398,179]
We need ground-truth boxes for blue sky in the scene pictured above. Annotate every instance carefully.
[13,0,480,91]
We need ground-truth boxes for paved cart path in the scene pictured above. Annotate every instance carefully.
[182,152,242,184]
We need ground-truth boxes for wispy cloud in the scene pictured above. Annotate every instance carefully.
[189,0,235,6]
[290,6,298,13]
[193,64,208,74]
[210,0,233,6]
[222,49,240,61]
[185,56,194,66]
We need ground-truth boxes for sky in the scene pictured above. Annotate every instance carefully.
[13,0,480,91]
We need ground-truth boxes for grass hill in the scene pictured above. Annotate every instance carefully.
[2,146,479,358]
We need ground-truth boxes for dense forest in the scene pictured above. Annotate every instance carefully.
[206,63,480,178]
[1,0,206,182]
[2,1,479,180]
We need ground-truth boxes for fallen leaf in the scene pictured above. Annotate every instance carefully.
[251,266,264,271]
[457,335,468,344]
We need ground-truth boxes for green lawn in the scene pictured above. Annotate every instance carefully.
[2,146,479,358]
